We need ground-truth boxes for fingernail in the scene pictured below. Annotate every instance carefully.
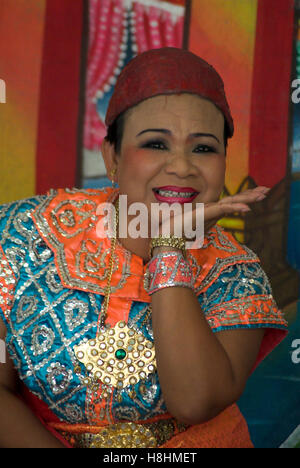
[241,207,251,212]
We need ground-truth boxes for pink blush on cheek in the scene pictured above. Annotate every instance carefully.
[122,145,151,160]
[121,147,158,173]
[122,147,144,163]
[118,146,158,202]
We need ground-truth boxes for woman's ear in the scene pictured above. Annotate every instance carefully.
[100,138,118,180]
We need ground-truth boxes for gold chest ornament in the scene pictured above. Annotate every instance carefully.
[74,321,156,398]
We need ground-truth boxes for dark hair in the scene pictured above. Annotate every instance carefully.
[105,112,126,155]
[105,112,229,155]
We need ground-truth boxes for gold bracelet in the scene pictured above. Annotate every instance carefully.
[149,235,186,258]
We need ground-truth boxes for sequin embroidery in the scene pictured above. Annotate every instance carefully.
[0,190,288,427]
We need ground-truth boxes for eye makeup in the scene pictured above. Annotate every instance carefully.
[140,139,218,153]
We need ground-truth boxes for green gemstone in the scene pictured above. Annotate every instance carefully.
[115,348,126,360]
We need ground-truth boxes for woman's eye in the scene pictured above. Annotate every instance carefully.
[194,145,216,153]
[142,141,167,150]
[141,141,216,152]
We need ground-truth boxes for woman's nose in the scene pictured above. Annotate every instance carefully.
[164,152,197,178]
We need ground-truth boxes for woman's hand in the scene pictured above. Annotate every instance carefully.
[202,185,270,234]
[157,186,270,241]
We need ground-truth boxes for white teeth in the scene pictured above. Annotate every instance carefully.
[156,189,196,198]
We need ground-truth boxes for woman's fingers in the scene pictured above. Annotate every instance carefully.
[157,187,271,239]
[219,186,270,205]
[204,202,251,221]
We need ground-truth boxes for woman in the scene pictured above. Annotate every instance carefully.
[0,47,288,448]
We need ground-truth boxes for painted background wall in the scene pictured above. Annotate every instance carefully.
[0,0,299,447]
[0,0,46,202]
[0,0,84,203]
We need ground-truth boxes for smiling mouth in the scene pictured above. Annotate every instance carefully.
[153,187,199,198]
[153,187,199,203]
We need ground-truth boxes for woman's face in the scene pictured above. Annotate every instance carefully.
[102,93,226,210]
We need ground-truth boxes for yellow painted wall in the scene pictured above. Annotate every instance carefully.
[0,0,46,204]
[189,0,258,194]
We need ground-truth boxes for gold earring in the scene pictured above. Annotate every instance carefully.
[110,168,117,188]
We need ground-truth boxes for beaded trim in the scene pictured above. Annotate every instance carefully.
[54,418,188,448]
[149,235,186,258]
[0,244,16,320]
[144,252,194,295]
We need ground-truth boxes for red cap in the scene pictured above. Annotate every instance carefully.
[105,47,234,138]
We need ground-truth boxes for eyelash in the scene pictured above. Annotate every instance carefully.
[141,140,217,153]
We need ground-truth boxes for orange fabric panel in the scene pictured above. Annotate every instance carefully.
[160,403,254,448]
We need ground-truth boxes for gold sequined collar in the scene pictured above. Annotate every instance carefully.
[31,187,258,301]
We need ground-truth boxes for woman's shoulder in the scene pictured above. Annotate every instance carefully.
[190,224,260,293]
[0,193,48,248]
[0,186,115,208]
[202,224,259,259]
[0,187,116,228]
[0,192,47,219]
[0,186,116,274]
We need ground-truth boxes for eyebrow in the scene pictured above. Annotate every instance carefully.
[136,128,220,144]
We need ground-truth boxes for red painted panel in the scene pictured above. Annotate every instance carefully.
[249,0,294,186]
[36,0,83,194]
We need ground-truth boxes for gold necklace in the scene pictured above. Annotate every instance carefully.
[73,195,156,409]
[97,196,119,331]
